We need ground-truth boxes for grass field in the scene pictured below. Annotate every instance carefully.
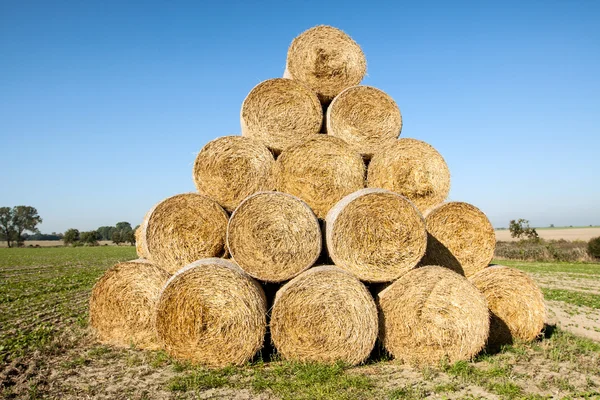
[1,248,600,399]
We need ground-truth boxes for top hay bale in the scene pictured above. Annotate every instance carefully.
[140,193,229,273]
[241,78,323,153]
[421,202,495,277]
[367,138,450,214]
[89,259,170,350]
[325,188,427,282]
[227,191,321,282]
[270,265,378,365]
[327,86,402,158]
[155,258,266,368]
[274,135,365,219]
[284,25,366,104]
[193,136,275,212]
[470,265,546,348]
[378,266,490,365]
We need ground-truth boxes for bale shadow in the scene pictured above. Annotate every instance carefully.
[253,281,282,363]
[421,234,465,275]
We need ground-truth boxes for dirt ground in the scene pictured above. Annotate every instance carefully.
[495,227,600,242]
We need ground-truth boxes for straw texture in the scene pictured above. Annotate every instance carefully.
[270,266,378,365]
[421,202,496,277]
[141,193,228,273]
[470,265,546,348]
[367,138,450,214]
[284,25,366,103]
[241,78,323,153]
[193,136,275,212]
[274,135,365,219]
[227,192,321,282]
[327,85,402,158]
[89,260,171,350]
[155,258,266,368]
[134,226,146,259]
[325,188,427,282]
[378,266,490,365]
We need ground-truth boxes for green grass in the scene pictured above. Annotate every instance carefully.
[542,288,600,309]
[494,259,600,276]
[0,246,136,363]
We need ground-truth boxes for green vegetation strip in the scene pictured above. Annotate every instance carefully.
[494,259,600,276]
[542,288,600,310]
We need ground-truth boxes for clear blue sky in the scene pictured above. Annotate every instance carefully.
[1,0,599,232]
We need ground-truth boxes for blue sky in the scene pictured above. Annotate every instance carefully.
[1,0,599,232]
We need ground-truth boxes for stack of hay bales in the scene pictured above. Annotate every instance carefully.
[89,25,546,367]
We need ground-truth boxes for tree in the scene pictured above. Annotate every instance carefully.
[115,221,132,234]
[63,229,80,246]
[111,231,123,245]
[97,226,116,241]
[0,206,43,247]
[509,219,539,240]
[124,229,135,246]
[80,231,101,246]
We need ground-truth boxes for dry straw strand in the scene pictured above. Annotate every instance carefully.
[274,135,365,219]
[227,191,321,282]
[469,265,546,348]
[325,188,427,282]
[327,85,402,158]
[241,78,323,153]
[421,202,496,277]
[134,225,146,259]
[140,193,228,273]
[193,136,275,212]
[155,258,266,368]
[270,265,378,365]
[367,138,450,214]
[378,266,490,365]
[89,260,171,350]
[284,25,366,103]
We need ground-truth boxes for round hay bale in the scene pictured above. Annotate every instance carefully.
[274,135,365,219]
[227,192,321,282]
[89,259,171,350]
[141,193,228,273]
[469,265,546,348]
[325,188,427,282]
[193,136,275,212]
[284,25,366,103]
[378,266,489,365]
[367,138,450,214]
[241,78,323,153]
[155,258,266,367]
[421,202,495,277]
[270,265,378,365]
[327,86,402,158]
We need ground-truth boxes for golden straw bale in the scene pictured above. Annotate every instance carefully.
[378,266,490,365]
[470,265,546,348]
[241,78,322,153]
[284,25,366,103]
[327,85,402,158]
[155,258,266,368]
[274,135,365,219]
[421,202,495,277]
[270,266,378,365]
[325,188,427,282]
[227,192,321,282]
[367,138,450,214]
[134,225,146,258]
[140,193,228,273]
[193,136,275,212]
[89,259,170,350]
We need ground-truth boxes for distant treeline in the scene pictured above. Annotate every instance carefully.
[23,232,64,241]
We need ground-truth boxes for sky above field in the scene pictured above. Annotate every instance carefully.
[1,0,599,232]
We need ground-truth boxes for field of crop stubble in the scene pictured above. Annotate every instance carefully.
[1,247,599,399]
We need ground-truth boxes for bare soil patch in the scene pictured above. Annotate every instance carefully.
[495,227,600,242]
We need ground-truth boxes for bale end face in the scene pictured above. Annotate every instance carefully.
[270,265,378,365]
[155,258,266,368]
[378,266,490,365]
